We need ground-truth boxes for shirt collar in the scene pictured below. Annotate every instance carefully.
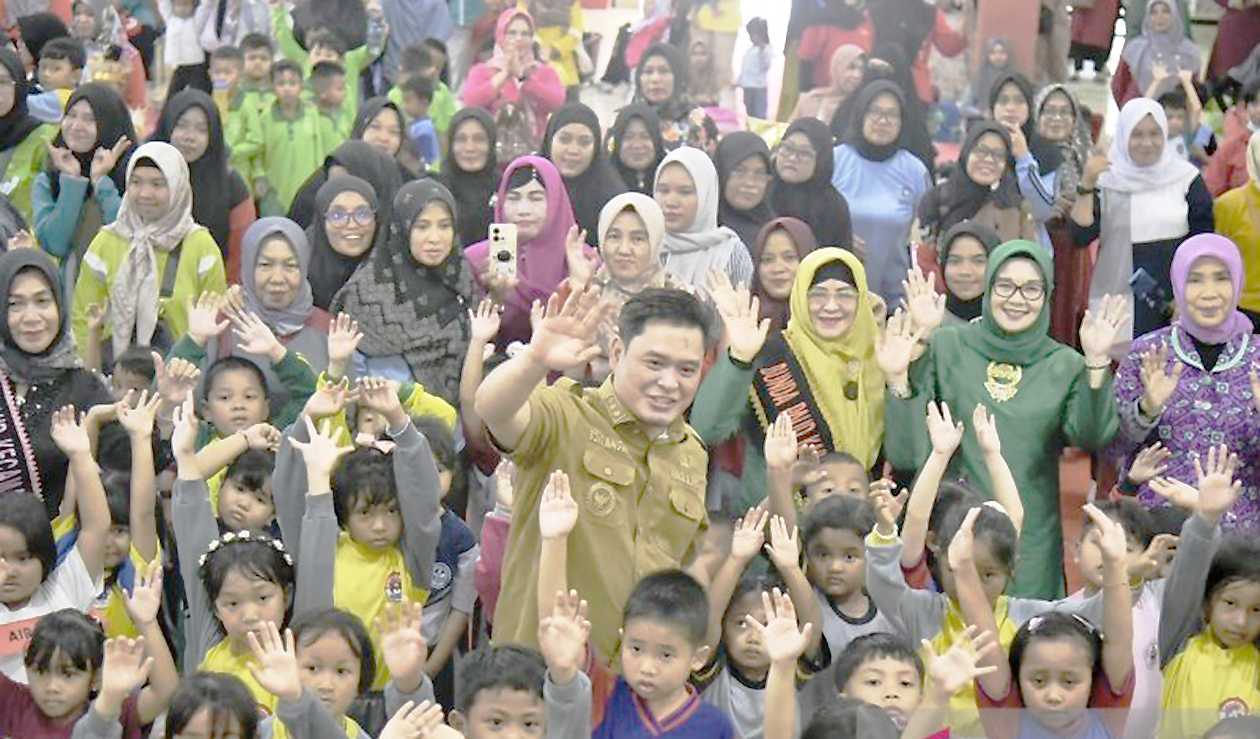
[593,378,688,443]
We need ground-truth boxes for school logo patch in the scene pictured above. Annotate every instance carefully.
[1145,642,1158,670]
[1219,697,1250,720]
[385,571,404,603]
[582,483,617,518]
[430,562,453,593]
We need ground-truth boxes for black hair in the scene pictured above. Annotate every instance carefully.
[399,43,433,73]
[422,37,449,82]
[802,494,876,549]
[331,447,398,525]
[241,33,273,54]
[104,475,131,529]
[401,74,435,104]
[617,287,715,351]
[833,632,923,693]
[310,60,346,88]
[199,533,295,610]
[289,608,375,694]
[1008,612,1101,690]
[725,570,785,623]
[40,36,85,69]
[819,450,864,469]
[1158,88,1189,112]
[931,499,1018,585]
[272,59,303,82]
[202,355,269,401]
[455,645,546,712]
[1205,535,1260,610]
[801,696,900,739]
[622,569,708,647]
[505,164,541,190]
[25,608,105,674]
[1148,504,1189,537]
[1205,715,1260,738]
[209,45,243,64]
[412,415,455,472]
[225,449,275,494]
[305,28,346,56]
[746,17,769,45]
[1243,78,1260,106]
[132,156,161,172]
[165,672,260,739]
[0,493,56,583]
[1080,498,1154,549]
[114,344,156,382]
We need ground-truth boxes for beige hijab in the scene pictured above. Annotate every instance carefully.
[103,141,203,355]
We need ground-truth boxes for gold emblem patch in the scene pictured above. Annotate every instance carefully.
[984,361,1023,403]
[583,483,617,518]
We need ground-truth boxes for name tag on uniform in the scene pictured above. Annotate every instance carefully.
[0,616,40,657]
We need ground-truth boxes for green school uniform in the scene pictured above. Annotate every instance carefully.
[236,101,338,213]
[388,79,456,140]
[0,124,57,223]
[272,4,383,126]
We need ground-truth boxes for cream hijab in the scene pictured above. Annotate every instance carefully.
[104,141,202,355]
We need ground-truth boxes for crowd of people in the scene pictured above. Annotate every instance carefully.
[0,0,1257,737]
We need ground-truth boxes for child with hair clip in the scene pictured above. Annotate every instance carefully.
[0,563,178,737]
[170,396,304,711]
[954,503,1136,738]
[1152,444,1260,738]
[0,406,111,683]
[269,377,442,720]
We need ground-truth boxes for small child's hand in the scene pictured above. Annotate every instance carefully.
[375,601,429,694]
[171,396,199,466]
[328,312,364,366]
[469,298,502,346]
[1130,533,1177,582]
[95,636,155,718]
[947,507,981,571]
[869,481,901,535]
[972,404,1001,457]
[493,459,515,511]
[241,422,281,452]
[746,588,810,665]
[304,377,353,421]
[1128,442,1172,485]
[228,309,286,363]
[763,412,797,471]
[247,623,302,703]
[730,505,768,562]
[290,416,354,487]
[123,560,164,628]
[87,396,123,429]
[1083,503,1128,569]
[154,353,201,408]
[921,625,998,699]
[1149,475,1198,509]
[357,377,407,430]
[537,589,590,685]
[185,291,228,346]
[539,469,579,540]
[117,389,161,438]
[50,405,91,456]
[1194,443,1242,524]
[791,443,826,490]
[926,401,963,455]
[764,515,801,573]
[379,700,446,739]
[85,299,108,333]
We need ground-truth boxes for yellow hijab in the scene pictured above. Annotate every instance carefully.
[781,248,884,467]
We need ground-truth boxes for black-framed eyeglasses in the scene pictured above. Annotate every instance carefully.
[326,206,376,227]
[991,280,1045,301]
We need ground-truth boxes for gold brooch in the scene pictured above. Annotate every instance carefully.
[984,362,1022,403]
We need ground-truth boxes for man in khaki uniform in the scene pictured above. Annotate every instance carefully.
[475,286,712,660]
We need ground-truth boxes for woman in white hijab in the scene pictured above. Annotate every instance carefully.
[1070,97,1212,351]
[653,146,753,297]
[71,141,227,357]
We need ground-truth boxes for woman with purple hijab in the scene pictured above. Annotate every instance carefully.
[464,155,592,347]
[1113,233,1260,530]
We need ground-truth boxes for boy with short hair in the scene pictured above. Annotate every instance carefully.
[1158,78,1213,166]
[388,42,457,142]
[236,59,338,214]
[538,571,737,737]
[209,46,257,181]
[310,60,350,137]
[272,2,388,126]
[38,37,86,106]
[401,75,439,170]
[449,645,550,737]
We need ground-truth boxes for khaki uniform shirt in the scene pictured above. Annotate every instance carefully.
[491,378,709,660]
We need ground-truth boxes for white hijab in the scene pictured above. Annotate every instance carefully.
[654,147,747,288]
[1098,98,1199,193]
[104,141,203,355]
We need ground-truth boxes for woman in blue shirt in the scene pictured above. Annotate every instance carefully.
[831,80,930,305]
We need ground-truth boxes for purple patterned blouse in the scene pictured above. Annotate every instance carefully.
[1114,325,1260,530]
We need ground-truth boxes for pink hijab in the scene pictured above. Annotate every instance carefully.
[1171,234,1253,344]
[493,7,536,63]
[465,155,579,342]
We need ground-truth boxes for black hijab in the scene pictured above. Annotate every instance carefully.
[350,96,413,179]
[17,13,69,66]
[716,131,775,248]
[149,89,247,254]
[0,48,41,153]
[439,107,498,248]
[306,175,382,309]
[917,121,1020,236]
[634,43,691,122]
[770,118,852,248]
[541,103,627,240]
[288,140,404,231]
[292,0,366,51]
[987,71,1064,174]
[845,80,905,161]
[938,219,1001,322]
[867,0,936,67]
[48,83,136,199]
[608,103,665,195]
[862,44,935,172]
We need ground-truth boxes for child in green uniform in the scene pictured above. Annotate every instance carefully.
[310,60,351,140]
[272,3,387,128]
[236,60,338,215]
[387,43,456,143]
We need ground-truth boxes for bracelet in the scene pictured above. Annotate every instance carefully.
[1076,185,1096,195]
[1085,361,1110,370]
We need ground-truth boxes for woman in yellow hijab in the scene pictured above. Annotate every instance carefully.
[691,247,884,511]
[1213,130,1260,326]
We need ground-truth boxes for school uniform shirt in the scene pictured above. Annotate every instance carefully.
[202,639,281,714]
[977,669,1134,739]
[0,123,56,224]
[388,81,457,141]
[1160,630,1260,738]
[694,643,829,739]
[420,509,478,646]
[94,542,162,639]
[0,676,143,738]
[235,102,340,213]
[815,590,894,659]
[272,4,385,124]
[0,547,102,683]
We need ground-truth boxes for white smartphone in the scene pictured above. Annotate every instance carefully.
[488,223,518,281]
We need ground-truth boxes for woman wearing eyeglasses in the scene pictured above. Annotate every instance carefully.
[918,122,1036,247]
[988,72,1061,255]
[831,80,930,306]
[306,174,386,311]
[881,239,1125,599]
[769,117,853,250]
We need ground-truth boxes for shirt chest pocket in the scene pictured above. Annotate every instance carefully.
[643,484,706,566]
[577,448,636,528]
